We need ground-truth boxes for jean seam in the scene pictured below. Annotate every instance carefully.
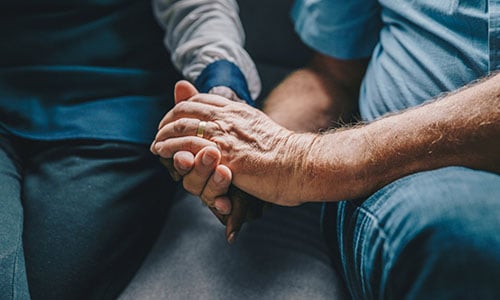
[11,219,24,300]
[355,215,370,298]
[337,202,349,291]
[352,173,427,299]
[353,173,421,263]
[356,205,397,300]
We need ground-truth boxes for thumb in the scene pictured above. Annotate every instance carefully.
[174,80,198,104]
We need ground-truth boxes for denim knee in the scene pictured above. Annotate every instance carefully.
[336,167,500,300]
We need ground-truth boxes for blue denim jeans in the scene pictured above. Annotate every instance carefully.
[325,167,500,300]
[0,132,175,300]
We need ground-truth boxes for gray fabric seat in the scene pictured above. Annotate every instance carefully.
[120,1,348,299]
[120,193,347,299]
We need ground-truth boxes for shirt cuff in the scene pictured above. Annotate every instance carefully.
[194,60,255,107]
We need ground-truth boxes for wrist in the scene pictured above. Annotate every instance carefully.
[295,128,370,202]
[209,86,245,103]
[275,132,321,205]
[195,60,255,107]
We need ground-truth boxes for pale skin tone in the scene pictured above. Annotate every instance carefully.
[151,53,500,208]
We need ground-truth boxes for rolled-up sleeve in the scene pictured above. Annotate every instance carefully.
[153,0,261,101]
[291,0,382,59]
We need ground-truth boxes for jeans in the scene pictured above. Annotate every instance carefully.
[325,167,500,300]
[0,132,176,299]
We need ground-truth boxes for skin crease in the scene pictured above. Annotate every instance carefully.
[154,84,261,242]
[151,53,500,207]
[152,54,369,206]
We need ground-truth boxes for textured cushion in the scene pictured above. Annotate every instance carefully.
[119,192,347,299]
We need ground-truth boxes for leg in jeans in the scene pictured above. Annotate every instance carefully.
[335,167,500,300]
[0,134,30,300]
[20,140,177,300]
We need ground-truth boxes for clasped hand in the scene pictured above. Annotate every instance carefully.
[151,81,306,240]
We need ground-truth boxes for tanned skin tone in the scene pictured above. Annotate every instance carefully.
[158,86,258,242]
[151,52,500,208]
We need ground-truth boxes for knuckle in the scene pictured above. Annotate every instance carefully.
[199,193,213,206]
[155,144,169,157]
[203,183,218,199]
[176,101,187,110]
[193,166,210,178]
[208,110,218,121]
[212,178,229,194]
[173,119,189,135]
[208,122,222,138]
[185,139,197,152]
[182,180,201,196]
[173,102,188,116]
[212,120,231,136]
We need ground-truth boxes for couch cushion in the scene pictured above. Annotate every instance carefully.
[119,192,347,299]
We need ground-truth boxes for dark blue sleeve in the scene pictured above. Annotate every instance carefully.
[194,60,255,107]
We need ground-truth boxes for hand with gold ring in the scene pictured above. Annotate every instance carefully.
[196,121,207,138]
[151,81,266,242]
[152,80,307,207]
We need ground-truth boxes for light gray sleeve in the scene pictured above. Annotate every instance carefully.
[153,0,261,99]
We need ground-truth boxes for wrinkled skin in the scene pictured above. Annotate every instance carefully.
[151,81,307,207]
[153,82,270,242]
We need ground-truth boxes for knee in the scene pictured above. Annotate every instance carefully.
[379,168,500,299]
[386,216,500,299]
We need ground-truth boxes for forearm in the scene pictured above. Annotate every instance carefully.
[153,0,260,99]
[263,69,352,132]
[291,73,500,203]
[263,54,366,132]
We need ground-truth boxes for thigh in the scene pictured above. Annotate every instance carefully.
[336,167,500,300]
[0,133,30,299]
[21,140,177,300]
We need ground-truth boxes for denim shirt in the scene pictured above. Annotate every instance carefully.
[0,0,259,143]
[292,0,496,121]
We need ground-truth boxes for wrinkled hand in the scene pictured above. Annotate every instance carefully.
[152,81,305,206]
[208,86,267,236]
[154,83,266,243]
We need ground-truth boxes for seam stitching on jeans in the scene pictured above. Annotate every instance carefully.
[357,215,370,298]
[337,202,350,289]
[11,218,24,300]
[357,205,396,299]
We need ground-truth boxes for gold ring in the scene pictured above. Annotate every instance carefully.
[196,121,207,138]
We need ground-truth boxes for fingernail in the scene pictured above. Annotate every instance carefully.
[214,201,227,215]
[227,231,238,244]
[213,171,225,184]
[214,202,223,213]
[202,151,216,166]
[177,162,191,172]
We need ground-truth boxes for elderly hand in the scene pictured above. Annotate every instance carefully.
[152,81,311,206]
[153,81,266,243]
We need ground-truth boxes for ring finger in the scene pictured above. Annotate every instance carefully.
[155,118,220,144]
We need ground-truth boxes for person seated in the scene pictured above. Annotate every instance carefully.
[0,0,259,298]
[151,0,500,298]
